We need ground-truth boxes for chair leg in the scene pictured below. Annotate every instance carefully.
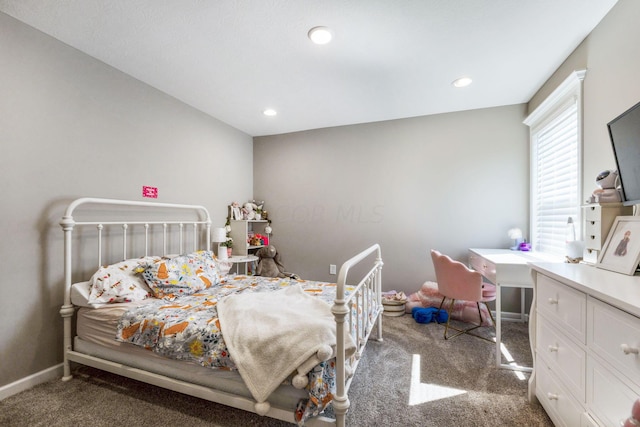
[437,296,446,321]
[441,299,494,342]
[484,302,496,326]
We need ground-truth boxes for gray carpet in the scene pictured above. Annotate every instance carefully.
[0,315,552,426]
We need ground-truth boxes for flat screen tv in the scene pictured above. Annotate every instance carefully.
[608,100,640,206]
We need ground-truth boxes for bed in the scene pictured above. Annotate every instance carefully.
[59,197,383,426]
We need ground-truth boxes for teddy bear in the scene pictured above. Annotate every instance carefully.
[255,245,286,278]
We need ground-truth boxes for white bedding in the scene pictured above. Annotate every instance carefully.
[217,284,356,409]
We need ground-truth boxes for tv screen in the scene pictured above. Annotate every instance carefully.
[608,100,640,206]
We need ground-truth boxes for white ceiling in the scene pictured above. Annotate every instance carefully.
[0,0,619,136]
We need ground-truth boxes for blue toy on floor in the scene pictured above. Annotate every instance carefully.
[412,306,448,324]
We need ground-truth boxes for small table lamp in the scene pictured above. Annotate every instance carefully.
[508,228,523,251]
[212,227,228,260]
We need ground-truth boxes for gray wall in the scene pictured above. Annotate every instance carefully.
[254,105,530,292]
[529,0,640,203]
[0,13,253,388]
[3,0,640,392]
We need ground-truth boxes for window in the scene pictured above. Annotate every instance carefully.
[524,70,585,256]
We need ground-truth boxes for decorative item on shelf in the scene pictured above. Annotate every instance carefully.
[212,227,228,261]
[596,216,640,275]
[230,201,242,220]
[588,169,621,203]
[242,202,256,220]
[248,233,268,247]
[507,228,523,250]
[254,200,264,220]
[565,216,584,263]
[221,236,233,258]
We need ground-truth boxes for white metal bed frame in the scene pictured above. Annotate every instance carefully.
[59,197,383,427]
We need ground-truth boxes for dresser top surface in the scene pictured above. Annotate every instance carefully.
[530,262,640,317]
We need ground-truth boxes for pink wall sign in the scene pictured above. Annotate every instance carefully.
[142,186,158,198]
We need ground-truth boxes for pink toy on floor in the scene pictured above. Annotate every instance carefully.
[405,281,493,326]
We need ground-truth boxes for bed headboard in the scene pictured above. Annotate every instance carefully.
[59,198,212,375]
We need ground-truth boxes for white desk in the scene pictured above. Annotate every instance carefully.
[468,248,562,371]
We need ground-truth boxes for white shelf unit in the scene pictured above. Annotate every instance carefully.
[583,203,632,263]
[229,219,270,257]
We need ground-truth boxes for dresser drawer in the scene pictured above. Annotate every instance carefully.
[468,252,496,284]
[537,314,586,401]
[584,205,602,221]
[536,274,587,344]
[588,297,640,386]
[584,220,602,250]
[581,412,599,427]
[587,355,640,427]
[537,356,584,427]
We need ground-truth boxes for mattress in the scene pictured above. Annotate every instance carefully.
[75,305,308,409]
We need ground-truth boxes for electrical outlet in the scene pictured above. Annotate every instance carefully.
[329,264,336,275]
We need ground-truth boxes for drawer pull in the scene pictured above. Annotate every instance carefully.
[547,392,559,401]
[547,298,558,305]
[590,235,596,240]
[621,344,639,355]
[548,345,559,352]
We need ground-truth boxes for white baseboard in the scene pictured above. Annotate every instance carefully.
[0,363,63,401]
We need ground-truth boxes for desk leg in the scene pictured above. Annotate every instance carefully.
[496,285,533,372]
[495,283,502,369]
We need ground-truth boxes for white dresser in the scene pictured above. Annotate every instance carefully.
[530,262,640,426]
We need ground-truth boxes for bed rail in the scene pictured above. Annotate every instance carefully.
[59,197,212,380]
[332,243,383,427]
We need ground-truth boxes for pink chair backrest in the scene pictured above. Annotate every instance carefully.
[431,249,483,302]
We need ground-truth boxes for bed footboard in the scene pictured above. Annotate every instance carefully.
[332,244,383,427]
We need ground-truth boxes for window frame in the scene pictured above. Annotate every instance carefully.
[524,70,586,256]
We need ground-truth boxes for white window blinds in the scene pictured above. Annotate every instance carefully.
[525,70,585,256]
[531,99,579,255]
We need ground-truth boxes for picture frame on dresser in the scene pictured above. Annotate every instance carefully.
[596,215,640,275]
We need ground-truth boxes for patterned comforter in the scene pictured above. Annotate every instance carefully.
[115,275,356,424]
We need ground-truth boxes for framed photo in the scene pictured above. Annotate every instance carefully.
[596,216,640,275]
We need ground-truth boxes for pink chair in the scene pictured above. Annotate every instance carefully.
[430,250,496,341]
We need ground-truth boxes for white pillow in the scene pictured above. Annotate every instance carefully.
[88,257,160,304]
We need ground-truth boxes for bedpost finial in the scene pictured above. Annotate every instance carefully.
[254,401,270,416]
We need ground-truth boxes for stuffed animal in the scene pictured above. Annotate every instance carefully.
[255,245,286,278]
[242,202,257,220]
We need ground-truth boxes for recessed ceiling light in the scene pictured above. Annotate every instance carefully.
[263,108,277,116]
[308,26,332,45]
[452,77,473,88]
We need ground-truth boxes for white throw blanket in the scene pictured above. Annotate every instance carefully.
[217,284,356,409]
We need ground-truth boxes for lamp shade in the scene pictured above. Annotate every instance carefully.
[212,227,227,243]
